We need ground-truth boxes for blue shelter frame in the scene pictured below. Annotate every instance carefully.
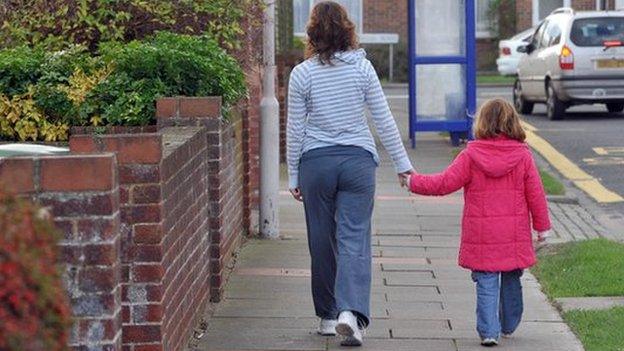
[408,0,477,148]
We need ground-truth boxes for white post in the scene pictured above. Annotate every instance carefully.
[260,0,280,239]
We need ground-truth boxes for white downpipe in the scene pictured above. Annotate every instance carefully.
[260,0,280,239]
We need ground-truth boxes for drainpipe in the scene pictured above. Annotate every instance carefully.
[260,0,280,238]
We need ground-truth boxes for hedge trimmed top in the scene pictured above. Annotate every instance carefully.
[0,33,246,141]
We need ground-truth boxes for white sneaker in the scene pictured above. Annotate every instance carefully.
[480,337,499,347]
[336,311,363,346]
[317,319,337,336]
[502,333,513,339]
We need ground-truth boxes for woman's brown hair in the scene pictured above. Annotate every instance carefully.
[473,98,526,142]
[305,1,359,64]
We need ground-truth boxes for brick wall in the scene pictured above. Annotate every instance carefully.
[517,0,605,31]
[0,96,247,350]
[0,155,123,350]
[156,97,245,303]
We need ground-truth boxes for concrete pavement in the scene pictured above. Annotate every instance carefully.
[195,134,584,351]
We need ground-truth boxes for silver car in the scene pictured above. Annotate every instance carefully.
[514,8,624,120]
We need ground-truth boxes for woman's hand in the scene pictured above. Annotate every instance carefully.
[289,188,303,202]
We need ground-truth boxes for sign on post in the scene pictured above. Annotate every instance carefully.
[408,0,476,147]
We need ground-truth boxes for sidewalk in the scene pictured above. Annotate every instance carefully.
[196,134,584,351]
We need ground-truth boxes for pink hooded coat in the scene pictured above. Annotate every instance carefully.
[409,136,551,272]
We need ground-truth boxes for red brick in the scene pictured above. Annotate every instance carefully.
[122,325,162,343]
[40,155,115,191]
[132,184,161,204]
[156,97,179,118]
[121,204,162,224]
[104,135,162,164]
[134,224,163,244]
[84,243,118,265]
[69,135,97,153]
[119,164,160,184]
[132,304,163,323]
[77,218,118,241]
[40,193,116,217]
[58,244,83,265]
[80,267,118,293]
[0,158,35,193]
[133,245,163,263]
[132,264,164,283]
[179,97,222,118]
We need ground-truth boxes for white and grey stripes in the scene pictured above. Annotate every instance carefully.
[287,49,412,189]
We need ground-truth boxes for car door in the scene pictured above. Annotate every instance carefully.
[536,20,564,100]
[520,21,548,98]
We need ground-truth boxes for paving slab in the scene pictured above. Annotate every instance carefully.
[555,296,624,312]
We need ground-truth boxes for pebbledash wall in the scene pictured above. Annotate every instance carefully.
[0,97,248,350]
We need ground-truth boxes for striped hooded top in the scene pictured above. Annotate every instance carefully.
[287,48,412,189]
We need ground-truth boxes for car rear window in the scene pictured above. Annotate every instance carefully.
[570,17,624,47]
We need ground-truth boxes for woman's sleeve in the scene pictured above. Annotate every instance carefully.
[287,67,307,189]
[409,151,471,195]
[524,157,552,231]
[364,61,413,173]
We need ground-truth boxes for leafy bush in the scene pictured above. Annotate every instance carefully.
[0,193,71,351]
[0,32,246,141]
[0,0,263,52]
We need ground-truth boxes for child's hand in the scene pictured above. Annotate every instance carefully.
[537,230,552,242]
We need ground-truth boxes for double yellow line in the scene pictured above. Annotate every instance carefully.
[521,120,623,203]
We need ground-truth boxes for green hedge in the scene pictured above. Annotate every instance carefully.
[0,32,246,141]
[0,0,263,52]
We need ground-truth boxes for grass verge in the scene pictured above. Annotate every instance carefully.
[533,239,624,351]
[563,307,624,351]
[539,168,565,195]
[477,74,516,85]
[532,238,624,298]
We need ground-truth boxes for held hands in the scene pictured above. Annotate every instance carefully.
[398,169,415,189]
[289,188,303,202]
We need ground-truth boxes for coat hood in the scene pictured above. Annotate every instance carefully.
[465,136,530,178]
[332,49,367,64]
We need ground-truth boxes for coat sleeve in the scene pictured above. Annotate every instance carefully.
[524,156,551,231]
[409,151,471,196]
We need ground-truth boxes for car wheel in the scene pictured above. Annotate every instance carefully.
[513,79,534,114]
[546,82,565,120]
[606,103,624,113]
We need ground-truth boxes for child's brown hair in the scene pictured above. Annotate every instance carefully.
[473,98,526,142]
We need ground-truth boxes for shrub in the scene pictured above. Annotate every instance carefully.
[0,32,246,140]
[0,0,263,52]
[0,193,71,351]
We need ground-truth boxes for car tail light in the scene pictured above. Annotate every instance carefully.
[603,40,623,49]
[501,47,511,56]
[559,46,574,70]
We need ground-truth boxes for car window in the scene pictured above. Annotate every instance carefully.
[532,21,548,49]
[546,22,562,46]
[570,17,624,47]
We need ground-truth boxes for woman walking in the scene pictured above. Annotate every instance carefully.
[286,1,413,346]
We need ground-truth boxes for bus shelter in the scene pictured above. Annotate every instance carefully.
[408,0,477,147]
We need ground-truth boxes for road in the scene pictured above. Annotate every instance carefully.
[383,84,624,226]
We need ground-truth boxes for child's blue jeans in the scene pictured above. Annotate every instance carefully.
[471,269,524,340]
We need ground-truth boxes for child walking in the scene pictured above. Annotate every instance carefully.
[405,99,551,347]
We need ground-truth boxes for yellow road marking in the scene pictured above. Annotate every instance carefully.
[522,120,624,203]
[593,147,624,155]
[593,147,608,155]
[584,157,624,165]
